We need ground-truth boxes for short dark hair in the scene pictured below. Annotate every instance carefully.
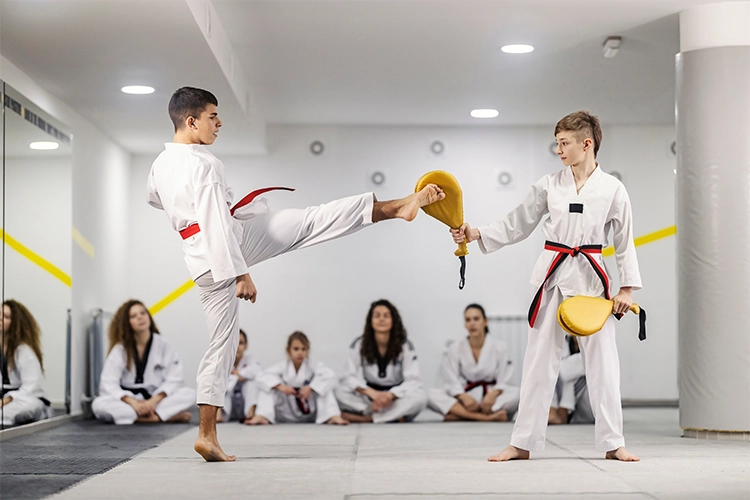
[554,111,602,158]
[168,87,218,131]
[465,303,489,334]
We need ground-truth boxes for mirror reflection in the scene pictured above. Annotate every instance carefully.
[1,83,72,428]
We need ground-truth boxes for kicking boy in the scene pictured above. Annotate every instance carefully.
[147,87,444,462]
[451,111,641,462]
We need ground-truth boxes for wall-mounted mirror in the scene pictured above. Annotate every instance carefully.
[1,82,72,429]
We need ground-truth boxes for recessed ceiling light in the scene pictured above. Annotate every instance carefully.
[121,85,155,95]
[471,109,499,119]
[30,141,59,150]
[501,44,534,54]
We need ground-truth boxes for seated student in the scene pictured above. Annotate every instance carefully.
[335,299,428,423]
[92,300,196,425]
[548,335,594,425]
[248,331,347,425]
[428,303,520,422]
[1,300,54,427]
[218,329,262,424]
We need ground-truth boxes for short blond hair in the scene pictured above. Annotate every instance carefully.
[554,111,602,158]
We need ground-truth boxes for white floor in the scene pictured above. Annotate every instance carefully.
[52,409,749,500]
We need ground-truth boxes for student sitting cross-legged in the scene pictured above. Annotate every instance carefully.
[92,300,196,425]
[218,329,262,424]
[1,300,54,427]
[428,303,519,422]
[335,299,428,423]
[247,331,347,425]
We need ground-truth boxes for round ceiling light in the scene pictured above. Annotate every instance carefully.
[30,141,60,150]
[121,85,155,95]
[471,109,499,119]
[501,44,534,54]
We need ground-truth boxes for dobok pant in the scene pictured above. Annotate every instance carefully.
[196,193,374,407]
[1,395,54,426]
[334,386,428,423]
[428,385,520,417]
[92,387,196,425]
[255,389,341,424]
[510,287,624,452]
[223,380,260,421]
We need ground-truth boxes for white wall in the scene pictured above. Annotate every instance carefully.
[2,157,71,404]
[1,56,132,413]
[129,124,677,401]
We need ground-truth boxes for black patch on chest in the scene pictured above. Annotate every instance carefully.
[569,203,584,213]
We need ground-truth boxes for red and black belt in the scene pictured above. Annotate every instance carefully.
[464,379,497,396]
[527,241,610,328]
[292,387,312,415]
[179,186,295,240]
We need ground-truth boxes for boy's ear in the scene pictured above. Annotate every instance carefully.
[582,137,593,151]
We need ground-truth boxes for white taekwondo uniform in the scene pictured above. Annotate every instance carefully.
[335,337,428,423]
[254,359,341,424]
[476,165,641,452]
[147,143,374,407]
[428,334,519,417]
[1,345,54,426]
[552,336,594,424]
[92,333,196,425]
[222,351,262,421]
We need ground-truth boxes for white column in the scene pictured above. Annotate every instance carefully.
[676,2,750,438]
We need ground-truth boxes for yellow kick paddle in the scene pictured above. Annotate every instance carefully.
[415,170,468,289]
[557,296,647,341]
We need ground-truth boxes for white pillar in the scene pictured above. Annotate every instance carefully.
[676,2,750,438]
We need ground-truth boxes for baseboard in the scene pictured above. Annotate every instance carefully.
[0,412,84,441]
[621,399,679,407]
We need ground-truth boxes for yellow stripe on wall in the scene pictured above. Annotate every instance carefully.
[149,224,678,315]
[1,228,72,287]
[72,226,95,258]
[603,225,676,257]
[149,279,196,315]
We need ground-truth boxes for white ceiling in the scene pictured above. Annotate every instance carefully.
[0,0,741,155]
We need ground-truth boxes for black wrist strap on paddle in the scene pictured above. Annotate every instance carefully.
[458,256,466,290]
[614,307,647,341]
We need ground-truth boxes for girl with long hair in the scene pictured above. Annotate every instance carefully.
[1,300,54,426]
[335,299,427,423]
[91,300,196,424]
[248,331,347,425]
[428,303,519,422]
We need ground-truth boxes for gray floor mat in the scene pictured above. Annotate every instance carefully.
[0,416,197,499]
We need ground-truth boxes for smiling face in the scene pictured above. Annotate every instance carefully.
[371,305,393,336]
[128,304,152,335]
[189,104,222,145]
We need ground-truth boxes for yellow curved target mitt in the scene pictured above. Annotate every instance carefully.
[415,170,468,289]
[557,296,647,341]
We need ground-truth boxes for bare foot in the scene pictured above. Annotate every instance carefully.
[485,410,508,422]
[395,184,446,221]
[246,415,270,425]
[341,412,373,423]
[444,414,462,422]
[135,414,161,423]
[488,445,530,462]
[168,411,192,423]
[326,415,349,426]
[606,447,640,462]
[193,437,236,462]
[548,407,565,425]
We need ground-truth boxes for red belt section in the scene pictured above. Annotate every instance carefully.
[527,241,609,328]
[179,186,295,240]
[464,379,497,396]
